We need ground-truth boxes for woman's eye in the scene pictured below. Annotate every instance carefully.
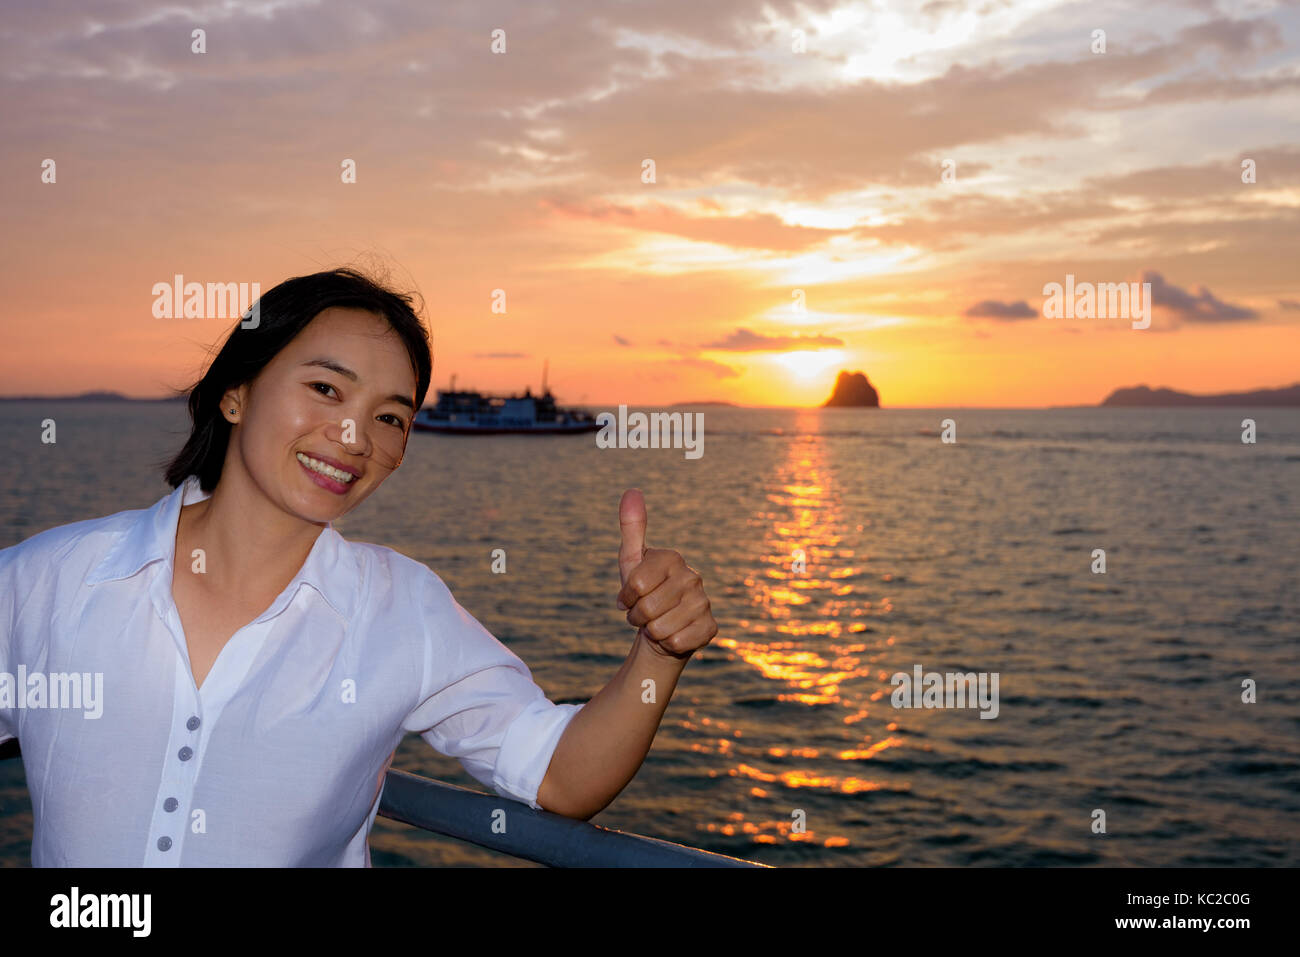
[311,382,402,428]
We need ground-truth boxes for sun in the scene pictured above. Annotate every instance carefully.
[773,350,844,381]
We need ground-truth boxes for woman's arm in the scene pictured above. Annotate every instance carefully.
[536,630,689,819]
[536,489,718,820]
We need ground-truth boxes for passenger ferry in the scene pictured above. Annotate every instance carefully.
[412,365,600,435]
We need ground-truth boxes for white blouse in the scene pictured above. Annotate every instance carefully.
[0,475,583,866]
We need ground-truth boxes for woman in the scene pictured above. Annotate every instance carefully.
[0,267,717,866]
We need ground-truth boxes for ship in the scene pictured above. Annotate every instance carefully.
[412,362,601,435]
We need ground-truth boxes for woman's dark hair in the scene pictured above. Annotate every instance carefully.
[161,267,432,491]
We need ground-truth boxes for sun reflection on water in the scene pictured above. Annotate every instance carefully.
[695,417,913,848]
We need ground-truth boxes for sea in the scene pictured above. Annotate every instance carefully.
[1,400,1297,867]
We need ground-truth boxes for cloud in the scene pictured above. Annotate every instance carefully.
[3,0,1297,404]
[541,198,844,252]
[1278,299,1300,311]
[1177,15,1284,59]
[701,327,844,351]
[965,299,1036,320]
[1142,271,1257,322]
[1083,208,1300,256]
[1141,71,1300,106]
[670,357,741,379]
[1082,145,1300,200]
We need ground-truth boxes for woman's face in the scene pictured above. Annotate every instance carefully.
[221,307,419,524]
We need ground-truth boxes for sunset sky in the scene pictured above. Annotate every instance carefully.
[1,0,1297,408]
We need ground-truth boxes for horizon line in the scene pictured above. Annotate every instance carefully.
[2,381,1298,409]
[4,396,1298,411]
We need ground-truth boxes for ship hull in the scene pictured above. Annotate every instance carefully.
[411,421,601,435]
[413,380,599,435]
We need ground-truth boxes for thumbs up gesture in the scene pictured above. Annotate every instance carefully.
[616,489,718,661]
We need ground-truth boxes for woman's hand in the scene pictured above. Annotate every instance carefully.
[615,489,718,661]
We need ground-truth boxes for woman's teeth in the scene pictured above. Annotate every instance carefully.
[296,452,356,483]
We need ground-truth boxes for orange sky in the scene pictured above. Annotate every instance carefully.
[2,1,1298,408]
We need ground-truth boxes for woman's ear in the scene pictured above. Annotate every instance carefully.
[220,384,247,421]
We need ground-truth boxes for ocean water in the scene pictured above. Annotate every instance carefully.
[1,400,1297,867]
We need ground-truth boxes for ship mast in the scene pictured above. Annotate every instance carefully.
[541,359,549,395]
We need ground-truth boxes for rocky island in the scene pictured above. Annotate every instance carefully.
[1100,383,1300,407]
[823,371,880,407]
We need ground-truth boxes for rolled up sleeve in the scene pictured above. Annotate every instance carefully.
[399,567,582,810]
[0,543,18,745]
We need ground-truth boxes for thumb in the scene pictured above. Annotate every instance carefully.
[618,488,647,586]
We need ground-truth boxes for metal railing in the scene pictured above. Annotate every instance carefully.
[0,740,768,867]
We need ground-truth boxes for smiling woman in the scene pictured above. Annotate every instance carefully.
[162,268,431,497]
[0,265,720,866]
[158,272,433,693]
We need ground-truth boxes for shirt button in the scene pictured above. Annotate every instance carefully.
[178,746,193,761]
[164,797,179,812]
[186,716,201,731]
[157,836,172,851]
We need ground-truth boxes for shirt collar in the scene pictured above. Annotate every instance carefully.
[86,475,361,623]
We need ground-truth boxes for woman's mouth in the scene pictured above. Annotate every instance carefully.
[296,452,356,493]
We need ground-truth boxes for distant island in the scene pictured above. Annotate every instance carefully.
[1100,383,1300,407]
[824,371,880,407]
[0,391,184,402]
